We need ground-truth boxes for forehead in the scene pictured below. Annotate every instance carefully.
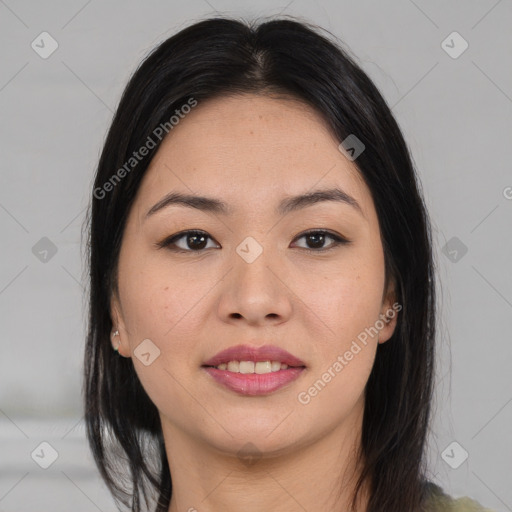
[156,93,343,163]
[132,93,373,220]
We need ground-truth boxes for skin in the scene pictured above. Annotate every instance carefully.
[110,93,398,512]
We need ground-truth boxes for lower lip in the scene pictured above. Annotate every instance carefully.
[202,367,305,396]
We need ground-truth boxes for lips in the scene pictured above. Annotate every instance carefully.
[202,344,306,368]
[202,344,306,396]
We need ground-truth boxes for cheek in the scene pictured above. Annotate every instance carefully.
[118,258,203,341]
[296,348,375,430]
[294,254,385,347]
[117,257,220,406]
[295,267,382,416]
[117,268,206,417]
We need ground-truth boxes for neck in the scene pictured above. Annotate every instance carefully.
[164,407,369,512]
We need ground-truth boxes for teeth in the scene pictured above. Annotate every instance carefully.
[227,361,240,372]
[255,361,271,374]
[215,360,291,373]
[239,361,255,374]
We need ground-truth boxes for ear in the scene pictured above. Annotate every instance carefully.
[110,292,131,358]
[377,278,401,345]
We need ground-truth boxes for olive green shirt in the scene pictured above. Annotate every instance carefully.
[425,483,494,512]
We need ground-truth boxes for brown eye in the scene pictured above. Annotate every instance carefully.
[156,230,219,252]
[291,230,350,251]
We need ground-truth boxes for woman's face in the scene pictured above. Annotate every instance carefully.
[110,93,398,458]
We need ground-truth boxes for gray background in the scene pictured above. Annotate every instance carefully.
[1,0,511,510]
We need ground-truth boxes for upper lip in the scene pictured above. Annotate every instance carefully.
[202,344,306,367]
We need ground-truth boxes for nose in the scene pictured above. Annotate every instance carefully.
[216,244,293,327]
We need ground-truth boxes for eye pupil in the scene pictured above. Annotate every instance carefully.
[307,233,325,249]
[188,233,207,250]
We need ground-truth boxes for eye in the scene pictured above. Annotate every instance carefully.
[291,230,350,252]
[156,230,219,252]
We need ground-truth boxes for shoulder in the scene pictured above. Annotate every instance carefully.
[423,482,495,512]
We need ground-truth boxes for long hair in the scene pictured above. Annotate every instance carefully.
[83,15,437,512]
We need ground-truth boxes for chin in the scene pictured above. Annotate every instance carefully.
[209,434,301,463]
[201,418,305,456]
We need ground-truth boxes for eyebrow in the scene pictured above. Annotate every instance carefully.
[145,187,364,219]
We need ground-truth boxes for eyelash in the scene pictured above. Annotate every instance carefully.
[155,229,351,253]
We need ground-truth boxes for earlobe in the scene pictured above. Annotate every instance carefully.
[110,295,130,358]
[377,309,398,344]
[378,281,400,344]
[111,329,121,351]
[110,325,130,357]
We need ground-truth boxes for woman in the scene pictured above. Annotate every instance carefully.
[83,16,493,512]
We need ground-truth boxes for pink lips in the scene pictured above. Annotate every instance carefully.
[202,344,306,396]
